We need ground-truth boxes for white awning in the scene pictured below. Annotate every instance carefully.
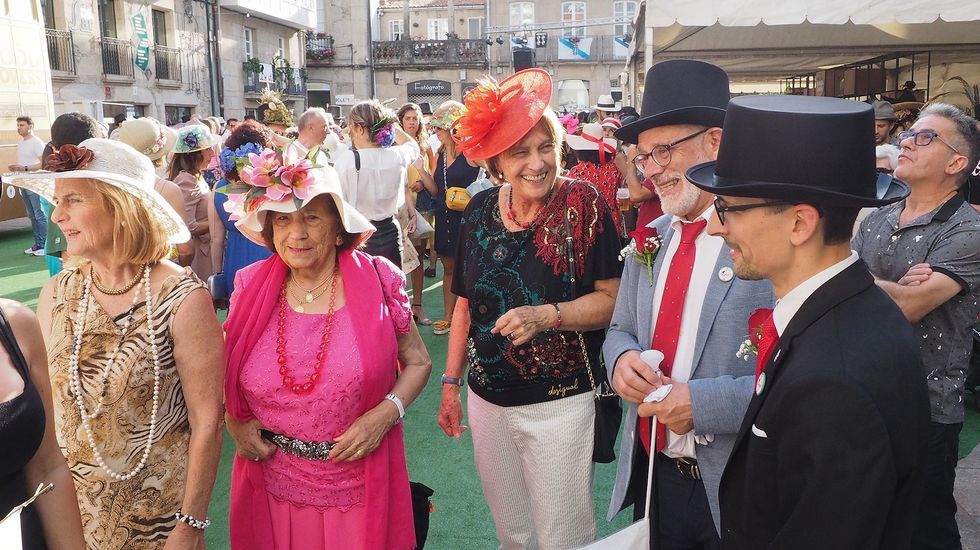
[647,0,980,27]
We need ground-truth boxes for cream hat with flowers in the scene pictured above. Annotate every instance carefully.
[220,147,374,247]
[173,124,221,154]
[117,117,176,161]
[2,138,190,243]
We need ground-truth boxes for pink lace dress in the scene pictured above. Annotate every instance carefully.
[237,260,412,549]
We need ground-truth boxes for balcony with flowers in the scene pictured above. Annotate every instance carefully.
[305,32,337,67]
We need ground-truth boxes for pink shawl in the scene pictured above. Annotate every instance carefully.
[224,250,415,549]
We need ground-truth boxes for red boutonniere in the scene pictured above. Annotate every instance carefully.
[620,226,663,285]
[737,308,773,360]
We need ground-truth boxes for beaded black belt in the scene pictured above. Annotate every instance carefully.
[261,429,335,461]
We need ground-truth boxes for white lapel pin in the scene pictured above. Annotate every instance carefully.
[718,267,734,282]
[755,372,766,395]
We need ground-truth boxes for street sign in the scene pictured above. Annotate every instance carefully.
[131,13,151,72]
[535,32,548,48]
[335,94,356,106]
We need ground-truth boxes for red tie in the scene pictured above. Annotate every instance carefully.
[755,312,779,383]
[640,219,707,455]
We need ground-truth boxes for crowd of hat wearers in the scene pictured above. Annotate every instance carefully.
[0,57,978,550]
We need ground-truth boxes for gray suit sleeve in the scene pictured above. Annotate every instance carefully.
[603,255,643,386]
[689,374,755,435]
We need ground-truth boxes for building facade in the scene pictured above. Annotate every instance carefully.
[487,0,638,112]
[219,0,314,121]
[41,0,214,125]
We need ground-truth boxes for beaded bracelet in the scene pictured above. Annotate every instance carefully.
[551,303,562,330]
[174,511,211,530]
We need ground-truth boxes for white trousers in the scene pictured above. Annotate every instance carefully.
[468,388,597,550]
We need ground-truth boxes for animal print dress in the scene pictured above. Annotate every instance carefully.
[48,264,204,549]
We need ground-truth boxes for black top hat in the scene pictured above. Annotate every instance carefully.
[419,102,433,115]
[615,59,730,144]
[686,95,910,208]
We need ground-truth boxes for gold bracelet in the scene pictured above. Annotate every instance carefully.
[551,303,562,330]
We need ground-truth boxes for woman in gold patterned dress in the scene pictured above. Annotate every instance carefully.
[7,138,225,549]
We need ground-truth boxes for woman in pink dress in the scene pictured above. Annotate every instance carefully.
[221,146,432,549]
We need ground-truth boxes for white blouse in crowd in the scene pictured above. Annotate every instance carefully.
[334,140,420,222]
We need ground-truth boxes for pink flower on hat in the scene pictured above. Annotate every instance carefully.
[240,149,281,188]
[276,158,315,200]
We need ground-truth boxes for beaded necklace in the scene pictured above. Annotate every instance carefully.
[69,263,161,481]
[506,184,555,229]
[276,264,340,394]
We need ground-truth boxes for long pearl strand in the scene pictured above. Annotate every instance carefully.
[68,264,161,481]
[86,279,144,419]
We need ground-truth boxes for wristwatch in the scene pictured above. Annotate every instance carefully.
[440,374,464,387]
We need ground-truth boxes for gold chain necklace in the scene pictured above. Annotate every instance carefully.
[91,264,147,295]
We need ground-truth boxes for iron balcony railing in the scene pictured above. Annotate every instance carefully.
[305,32,336,66]
[154,45,182,82]
[373,39,488,68]
[45,28,75,73]
[100,37,133,77]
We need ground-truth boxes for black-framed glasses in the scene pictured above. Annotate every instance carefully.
[633,128,709,171]
[713,197,794,225]
[896,129,961,153]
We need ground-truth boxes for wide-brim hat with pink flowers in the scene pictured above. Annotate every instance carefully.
[218,146,374,248]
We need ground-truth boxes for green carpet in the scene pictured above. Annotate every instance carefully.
[3,224,979,547]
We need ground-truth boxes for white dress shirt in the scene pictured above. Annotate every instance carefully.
[648,204,724,459]
[333,141,420,222]
[772,251,860,336]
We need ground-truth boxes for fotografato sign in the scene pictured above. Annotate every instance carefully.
[407,80,451,95]
[131,13,150,71]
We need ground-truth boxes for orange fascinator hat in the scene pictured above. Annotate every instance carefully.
[452,68,553,161]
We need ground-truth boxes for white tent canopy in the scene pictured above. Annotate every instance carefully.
[647,0,980,27]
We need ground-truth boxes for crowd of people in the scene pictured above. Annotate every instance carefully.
[1,58,978,550]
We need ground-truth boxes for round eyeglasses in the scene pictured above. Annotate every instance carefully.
[632,128,709,171]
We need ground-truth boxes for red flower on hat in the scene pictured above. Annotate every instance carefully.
[46,144,95,172]
[452,76,523,157]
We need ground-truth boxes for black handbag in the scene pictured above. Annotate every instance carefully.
[563,191,623,464]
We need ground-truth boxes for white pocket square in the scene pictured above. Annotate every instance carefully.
[751,424,768,438]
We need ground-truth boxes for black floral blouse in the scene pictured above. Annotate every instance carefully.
[451,180,623,406]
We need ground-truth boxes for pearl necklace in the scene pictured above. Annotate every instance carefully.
[68,264,161,481]
[87,281,144,419]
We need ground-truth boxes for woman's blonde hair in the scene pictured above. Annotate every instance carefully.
[91,179,173,264]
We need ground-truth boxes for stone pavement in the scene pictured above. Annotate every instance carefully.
[957,444,980,550]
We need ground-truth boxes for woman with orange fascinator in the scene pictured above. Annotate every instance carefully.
[436,69,623,548]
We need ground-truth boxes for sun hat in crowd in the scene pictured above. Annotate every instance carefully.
[218,146,374,248]
[427,107,462,130]
[117,117,177,161]
[686,95,910,208]
[172,124,221,154]
[452,68,553,161]
[600,117,621,130]
[1,138,190,243]
[592,94,621,112]
[566,123,617,161]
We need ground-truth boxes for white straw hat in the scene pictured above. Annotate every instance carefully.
[117,117,176,161]
[566,123,618,153]
[2,138,190,243]
[173,124,221,154]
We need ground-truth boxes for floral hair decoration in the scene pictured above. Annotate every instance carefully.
[219,143,264,175]
[450,68,553,161]
[559,112,580,136]
[371,114,397,147]
[428,108,461,130]
[216,147,320,220]
[47,144,95,172]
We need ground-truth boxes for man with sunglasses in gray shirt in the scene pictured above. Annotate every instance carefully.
[854,103,980,550]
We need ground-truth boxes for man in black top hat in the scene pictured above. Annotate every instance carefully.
[604,59,773,549]
[854,102,980,550]
[684,94,929,549]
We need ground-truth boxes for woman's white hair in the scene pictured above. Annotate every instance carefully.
[875,144,900,170]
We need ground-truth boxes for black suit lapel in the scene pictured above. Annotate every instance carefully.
[726,261,875,457]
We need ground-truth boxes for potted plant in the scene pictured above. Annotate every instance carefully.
[243,57,262,74]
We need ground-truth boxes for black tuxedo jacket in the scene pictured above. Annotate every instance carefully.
[719,261,929,549]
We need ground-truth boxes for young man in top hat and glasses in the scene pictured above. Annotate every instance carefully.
[604,59,773,549]
[677,94,929,549]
